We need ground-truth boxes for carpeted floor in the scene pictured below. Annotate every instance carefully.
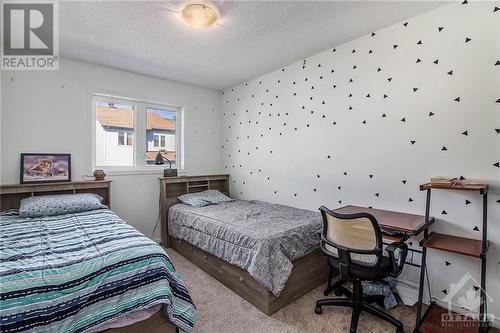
[168,249,423,333]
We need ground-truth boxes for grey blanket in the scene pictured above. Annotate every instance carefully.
[168,200,322,296]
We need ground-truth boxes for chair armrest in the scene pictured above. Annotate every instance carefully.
[385,241,408,276]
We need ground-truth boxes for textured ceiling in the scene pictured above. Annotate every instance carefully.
[60,1,447,90]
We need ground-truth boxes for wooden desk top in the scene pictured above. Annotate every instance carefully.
[333,205,431,235]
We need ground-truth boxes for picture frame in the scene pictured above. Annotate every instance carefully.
[20,153,72,184]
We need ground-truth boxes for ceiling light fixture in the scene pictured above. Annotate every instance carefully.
[181,3,219,29]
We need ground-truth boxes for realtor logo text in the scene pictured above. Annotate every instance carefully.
[1,2,59,70]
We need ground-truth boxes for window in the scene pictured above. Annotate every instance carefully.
[118,131,133,146]
[92,94,182,172]
[94,99,135,167]
[146,107,177,166]
[153,134,167,148]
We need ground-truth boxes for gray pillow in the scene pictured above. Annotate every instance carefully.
[19,193,105,218]
[177,190,233,207]
[177,193,210,207]
[199,190,234,204]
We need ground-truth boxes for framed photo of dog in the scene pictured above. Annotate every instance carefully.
[20,153,71,184]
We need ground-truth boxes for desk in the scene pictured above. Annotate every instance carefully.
[333,205,433,236]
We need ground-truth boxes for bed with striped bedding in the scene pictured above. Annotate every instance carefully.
[0,208,196,333]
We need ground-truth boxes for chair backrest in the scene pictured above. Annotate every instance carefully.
[319,206,384,278]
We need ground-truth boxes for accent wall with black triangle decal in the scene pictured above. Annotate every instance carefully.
[221,2,499,321]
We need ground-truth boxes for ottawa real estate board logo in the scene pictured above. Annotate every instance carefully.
[1,1,59,70]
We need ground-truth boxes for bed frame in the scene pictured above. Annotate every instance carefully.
[0,180,112,210]
[0,180,178,333]
[160,174,330,315]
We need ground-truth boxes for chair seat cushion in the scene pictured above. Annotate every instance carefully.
[328,255,392,281]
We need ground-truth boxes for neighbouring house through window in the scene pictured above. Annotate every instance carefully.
[93,95,181,170]
[146,107,177,165]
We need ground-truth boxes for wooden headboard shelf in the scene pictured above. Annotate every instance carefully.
[0,180,112,210]
[159,174,229,247]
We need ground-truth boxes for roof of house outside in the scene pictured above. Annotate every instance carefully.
[145,151,176,162]
[96,105,175,130]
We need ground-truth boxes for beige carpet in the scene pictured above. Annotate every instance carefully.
[168,249,422,333]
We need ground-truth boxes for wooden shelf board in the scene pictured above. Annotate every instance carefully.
[420,182,488,194]
[187,184,209,188]
[422,232,483,259]
[419,304,484,333]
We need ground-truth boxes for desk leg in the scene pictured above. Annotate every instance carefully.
[413,244,427,333]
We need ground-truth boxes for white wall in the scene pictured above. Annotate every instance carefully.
[1,57,224,240]
[222,2,500,325]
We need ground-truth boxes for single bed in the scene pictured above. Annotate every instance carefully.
[0,181,195,333]
[160,175,330,315]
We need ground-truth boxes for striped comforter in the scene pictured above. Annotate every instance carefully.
[0,209,196,333]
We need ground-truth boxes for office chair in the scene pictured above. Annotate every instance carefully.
[315,206,408,333]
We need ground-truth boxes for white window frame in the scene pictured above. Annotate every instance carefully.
[91,92,184,175]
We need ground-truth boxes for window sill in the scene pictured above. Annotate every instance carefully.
[97,169,186,177]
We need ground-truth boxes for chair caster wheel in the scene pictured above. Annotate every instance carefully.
[323,289,331,296]
[314,305,323,315]
[333,287,343,297]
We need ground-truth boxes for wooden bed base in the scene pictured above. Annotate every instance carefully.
[103,310,177,333]
[160,175,330,315]
[171,237,329,315]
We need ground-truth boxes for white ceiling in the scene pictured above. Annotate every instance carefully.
[60,1,447,91]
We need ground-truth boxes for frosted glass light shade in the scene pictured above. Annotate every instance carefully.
[181,4,218,29]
